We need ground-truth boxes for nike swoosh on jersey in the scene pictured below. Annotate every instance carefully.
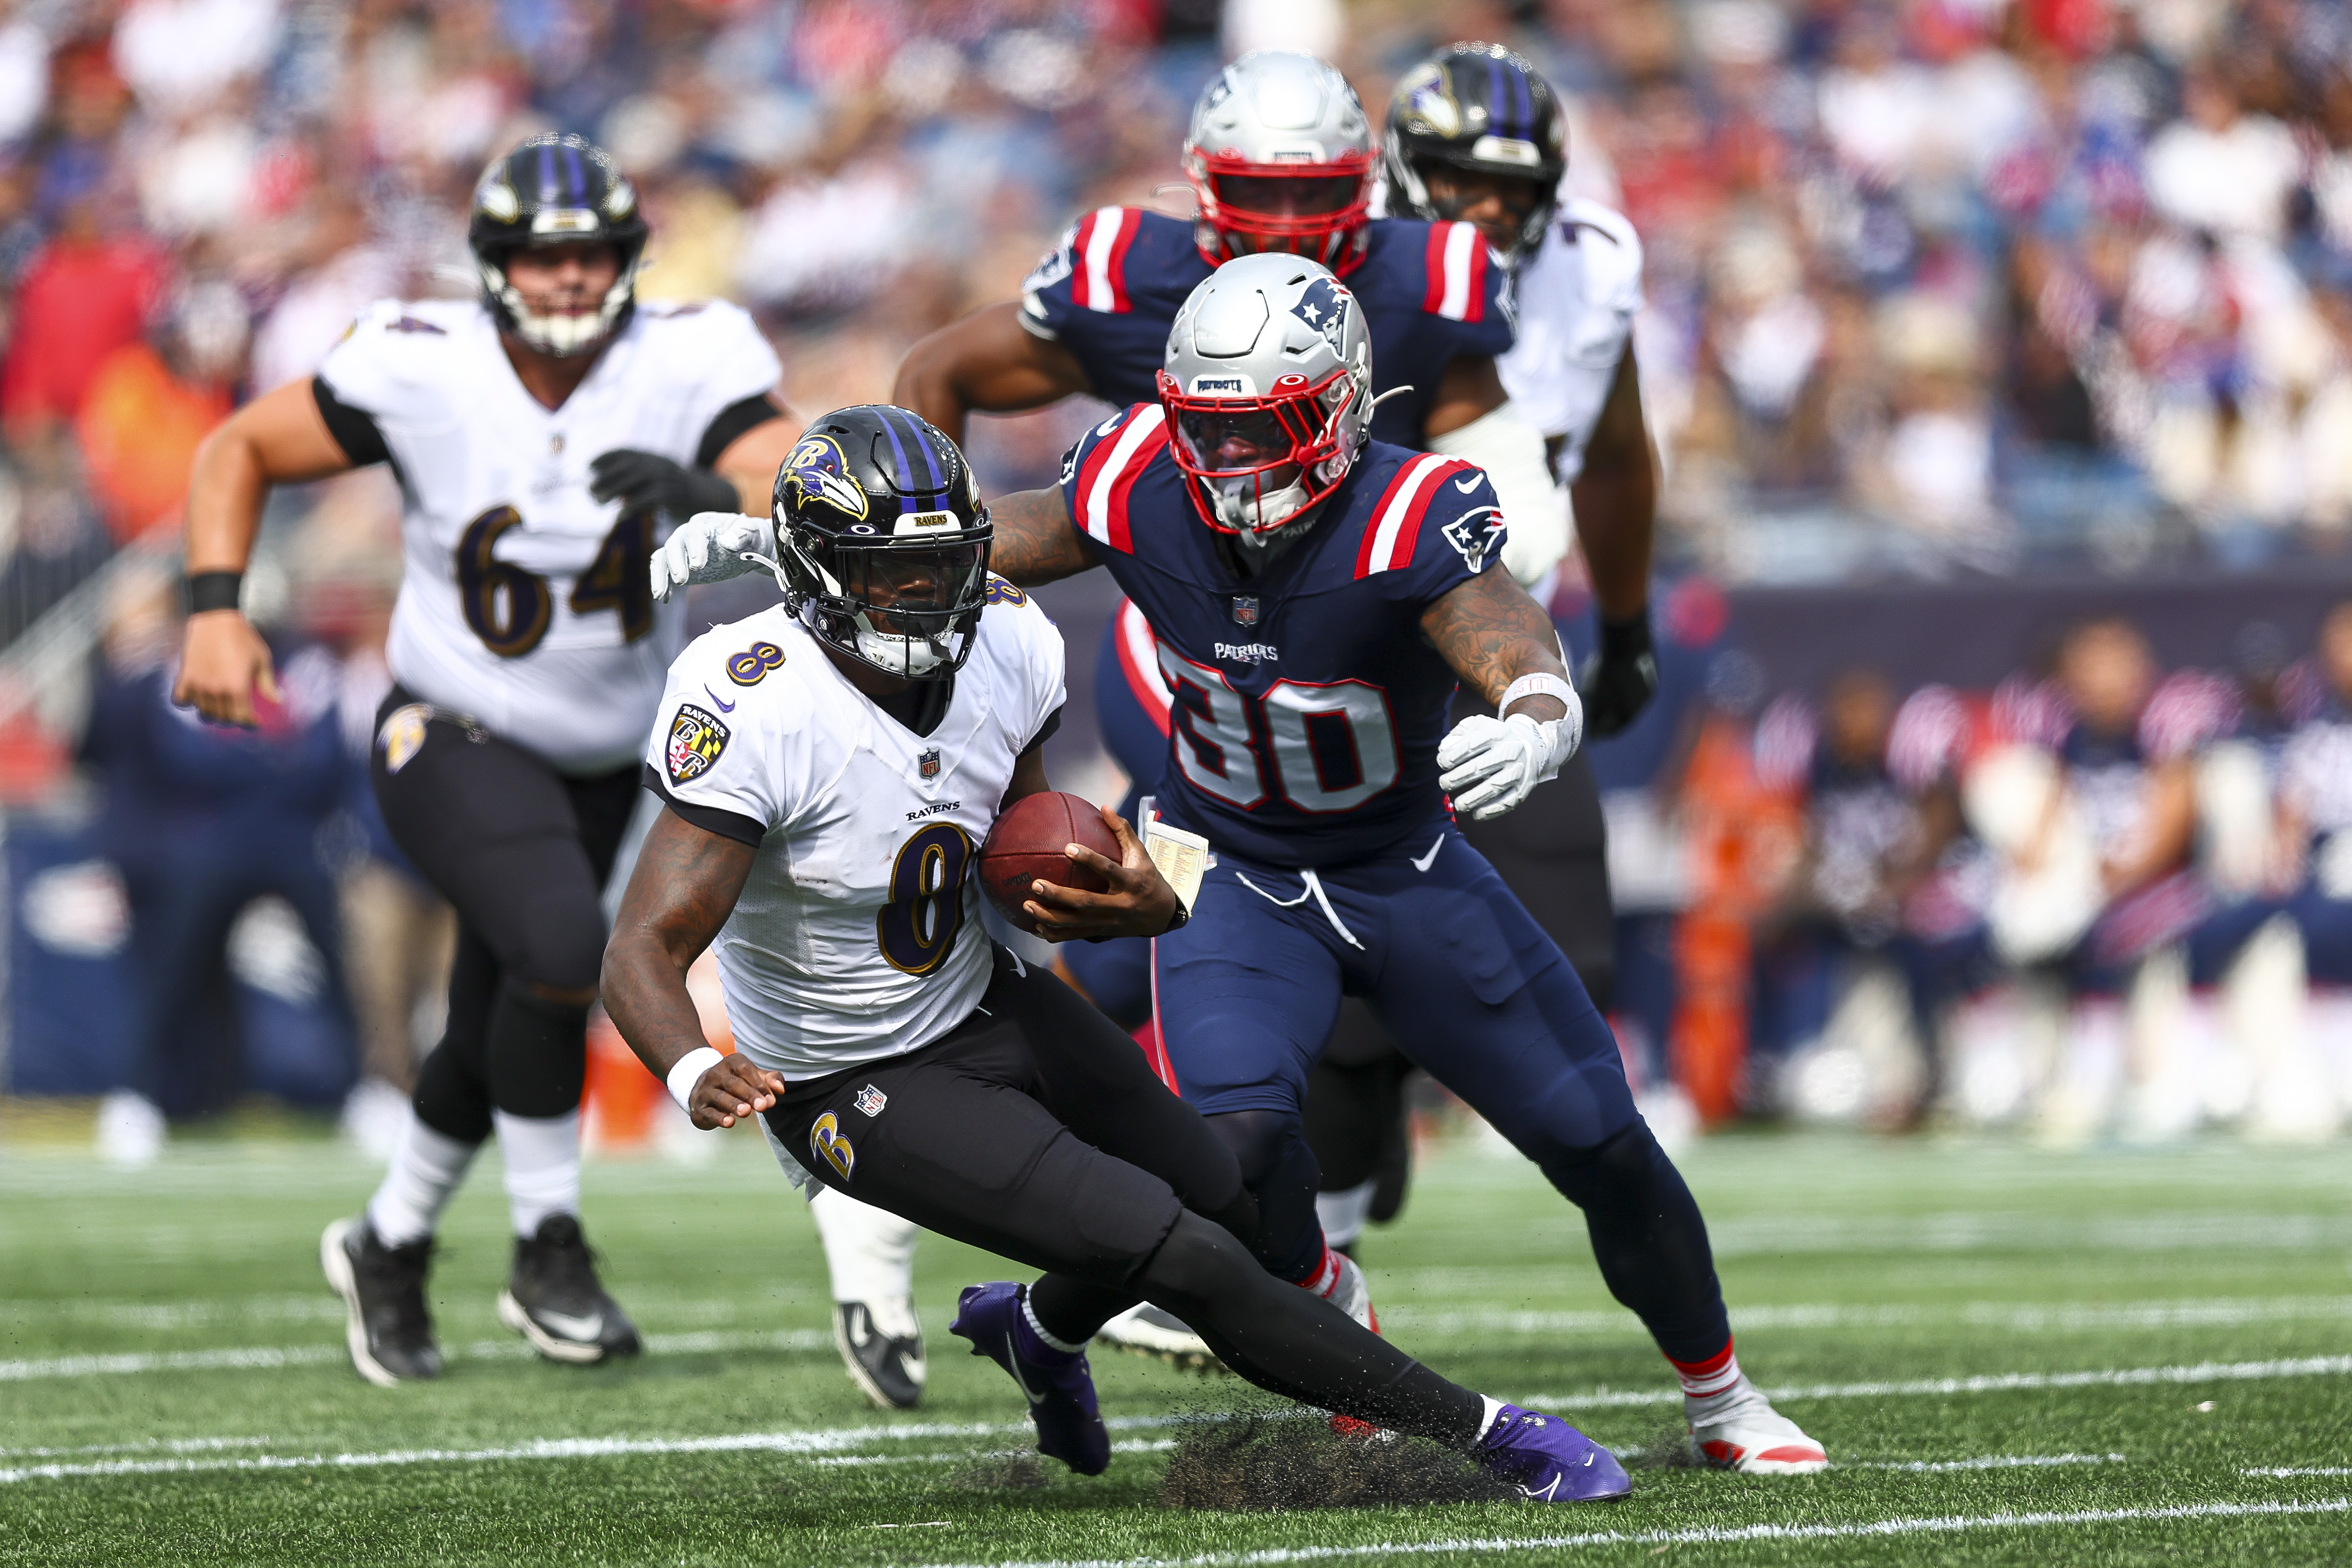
[1410,835,1446,872]
[532,1309,605,1342]
[704,687,736,712]
[1453,475,1481,493]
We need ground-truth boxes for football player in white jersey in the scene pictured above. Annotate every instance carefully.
[172,133,802,1384]
[605,405,1632,1503]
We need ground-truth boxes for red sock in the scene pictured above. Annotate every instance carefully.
[1667,1337,1741,1399]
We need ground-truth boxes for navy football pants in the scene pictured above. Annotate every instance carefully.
[1154,823,1733,1364]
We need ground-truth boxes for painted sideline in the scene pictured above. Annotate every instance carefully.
[899,1499,2352,1568]
[1384,1295,2352,1338]
[0,1326,829,1383]
[1507,1354,2352,1410]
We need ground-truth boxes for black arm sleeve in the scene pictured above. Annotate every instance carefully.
[312,376,391,467]
[642,764,767,848]
[694,393,786,470]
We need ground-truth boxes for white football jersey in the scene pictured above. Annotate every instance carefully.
[316,297,782,772]
[1498,198,1644,484]
[647,583,1066,1079]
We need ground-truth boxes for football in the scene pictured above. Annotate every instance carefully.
[977,790,1123,934]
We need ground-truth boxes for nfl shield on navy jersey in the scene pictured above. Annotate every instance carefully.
[1060,404,1506,866]
[1019,209,1513,446]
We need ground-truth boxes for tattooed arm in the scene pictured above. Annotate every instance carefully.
[601,808,781,1129]
[988,486,1101,586]
[1421,567,1572,723]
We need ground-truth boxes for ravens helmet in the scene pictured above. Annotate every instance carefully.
[469,134,649,357]
[771,406,992,681]
[1382,45,1568,266]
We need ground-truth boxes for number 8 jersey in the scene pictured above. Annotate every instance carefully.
[315,296,783,772]
[1060,405,1506,867]
[642,583,1065,1079]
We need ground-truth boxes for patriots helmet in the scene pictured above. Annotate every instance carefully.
[771,406,992,681]
[1183,51,1376,269]
[1157,252,1374,538]
[469,133,649,357]
[1383,44,1568,266]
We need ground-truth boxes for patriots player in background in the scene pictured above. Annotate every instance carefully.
[889,47,1616,1373]
[173,133,801,1384]
[992,254,1821,1473]
[1294,42,1670,1269]
[609,404,1629,1503]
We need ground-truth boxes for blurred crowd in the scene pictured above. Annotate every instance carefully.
[1600,597,2352,1144]
[5,0,2352,1141]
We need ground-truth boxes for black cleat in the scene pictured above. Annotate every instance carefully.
[320,1217,440,1387]
[496,1214,641,1365]
[833,1299,927,1409]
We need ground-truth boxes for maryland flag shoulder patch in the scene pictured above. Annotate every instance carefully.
[666,703,731,786]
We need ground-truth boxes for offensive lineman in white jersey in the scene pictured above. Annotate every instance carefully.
[603,404,1633,1503]
[173,133,801,1384]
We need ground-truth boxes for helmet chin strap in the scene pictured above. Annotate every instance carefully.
[483,262,635,357]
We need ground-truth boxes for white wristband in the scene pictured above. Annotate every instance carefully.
[1500,671,1577,715]
[666,1046,727,1112]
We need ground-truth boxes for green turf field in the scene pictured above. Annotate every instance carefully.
[3,1125,2350,1566]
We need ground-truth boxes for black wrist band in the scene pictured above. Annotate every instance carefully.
[187,571,243,614]
[1162,900,1191,934]
[1598,609,1652,660]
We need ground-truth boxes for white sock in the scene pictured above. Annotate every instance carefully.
[811,1186,919,1303]
[492,1108,581,1238]
[1314,1178,1377,1251]
[365,1118,479,1247]
[1476,1395,1506,1441]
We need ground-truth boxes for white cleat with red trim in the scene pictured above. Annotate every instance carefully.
[1305,1245,1380,1333]
[1686,1384,1828,1474]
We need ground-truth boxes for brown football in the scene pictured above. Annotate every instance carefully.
[978,791,1122,934]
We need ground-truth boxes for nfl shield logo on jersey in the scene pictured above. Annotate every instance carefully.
[666,703,730,786]
[1232,596,1259,626]
[854,1084,886,1117]
[918,747,942,779]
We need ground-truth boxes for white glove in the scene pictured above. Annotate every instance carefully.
[1438,708,1581,820]
[649,512,771,603]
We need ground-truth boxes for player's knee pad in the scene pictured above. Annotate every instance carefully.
[483,980,590,1118]
[1204,1109,1325,1283]
[412,1040,494,1144]
[1137,1209,1266,1318]
[1538,1118,1668,1212]
[508,891,609,995]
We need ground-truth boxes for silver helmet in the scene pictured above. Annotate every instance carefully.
[1156,252,1374,538]
[1182,51,1375,268]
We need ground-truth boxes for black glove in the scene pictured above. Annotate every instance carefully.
[588,449,739,520]
[1579,610,1659,739]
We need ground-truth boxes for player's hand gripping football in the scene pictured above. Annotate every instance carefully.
[683,1052,788,1131]
[1022,807,1183,943]
[1579,610,1659,738]
[649,511,771,603]
[174,610,281,728]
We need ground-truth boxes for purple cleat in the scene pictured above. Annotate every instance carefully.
[950,1283,1112,1476]
[1475,1404,1633,1502]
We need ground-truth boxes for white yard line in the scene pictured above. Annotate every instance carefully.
[1845,1453,2125,1472]
[1506,1353,2352,1410]
[813,1440,1179,1469]
[4,1353,2344,1487]
[898,1498,2352,1568]
[0,1326,828,1382]
[1383,1296,2352,1338]
[2246,1467,2352,1477]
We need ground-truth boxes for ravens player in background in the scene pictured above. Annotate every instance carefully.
[608,404,1630,1503]
[669,256,1824,1472]
[174,133,800,1384]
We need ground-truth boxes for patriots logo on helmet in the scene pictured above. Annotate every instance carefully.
[1441,507,1508,574]
[1289,275,1353,357]
[780,433,869,522]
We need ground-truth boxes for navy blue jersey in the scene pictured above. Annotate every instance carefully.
[1021,208,1514,447]
[1060,404,1510,866]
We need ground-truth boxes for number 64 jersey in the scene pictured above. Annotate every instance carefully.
[642,584,1065,1080]
[315,296,782,772]
[1062,405,1507,868]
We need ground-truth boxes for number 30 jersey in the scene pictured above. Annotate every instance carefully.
[643,583,1065,1079]
[1060,406,1505,867]
[315,297,782,772]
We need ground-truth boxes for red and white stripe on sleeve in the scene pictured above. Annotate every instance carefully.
[1075,405,1168,554]
[1354,452,1475,578]
[1113,596,1173,736]
[1422,220,1490,323]
[1069,206,1141,313]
